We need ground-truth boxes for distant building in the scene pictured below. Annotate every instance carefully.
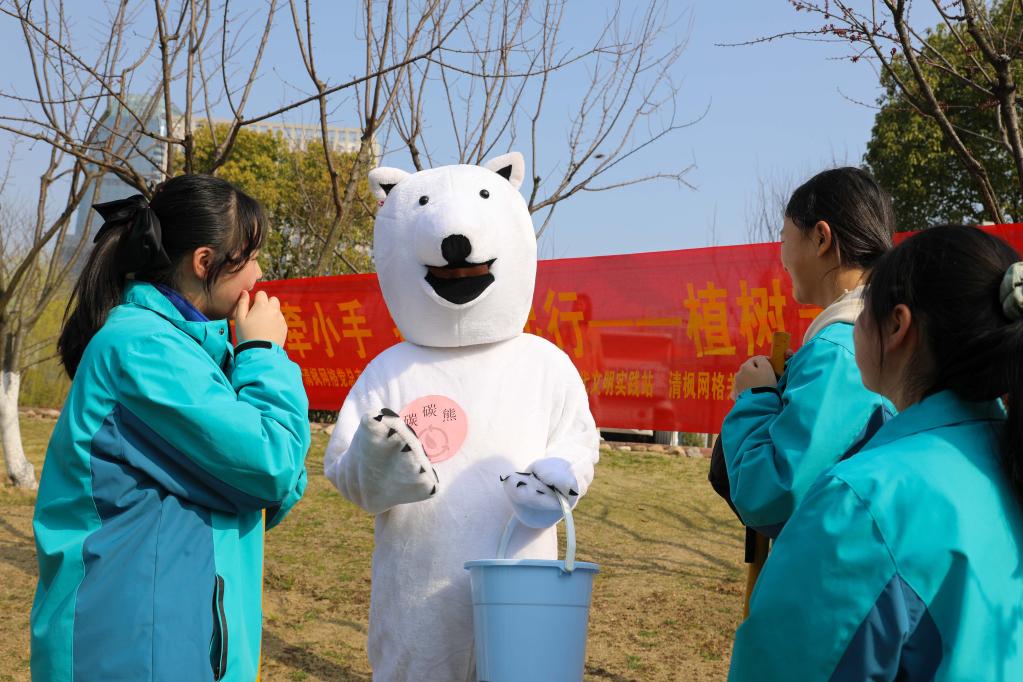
[66,97,376,266]
[241,120,380,159]
[71,94,177,242]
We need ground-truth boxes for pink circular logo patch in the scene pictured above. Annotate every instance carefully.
[399,395,468,464]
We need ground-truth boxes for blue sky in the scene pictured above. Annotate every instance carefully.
[539,0,883,257]
[0,1,942,261]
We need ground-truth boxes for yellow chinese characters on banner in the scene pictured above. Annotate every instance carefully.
[574,366,735,405]
[300,366,363,389]
[279,300,374,360]
[526,289,587,359]
[281,303,312,358]
[525,279,792,409]
[684,282,735,357]
[684,278,788,358]
[577,368,656,399]
[259,225,1023,433]
[666,370,734,402]
[736,279,786,356]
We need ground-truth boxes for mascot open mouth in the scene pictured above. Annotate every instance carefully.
[424,259,496,304]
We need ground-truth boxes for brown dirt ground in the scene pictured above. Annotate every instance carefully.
[1,418,746,681]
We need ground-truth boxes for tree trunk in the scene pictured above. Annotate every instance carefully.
[314,134,377,277]
[0,369,37,490]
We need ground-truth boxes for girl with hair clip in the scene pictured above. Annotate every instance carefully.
[730,225,1023,680]
[719,167,894,537]
[31,175,310,682]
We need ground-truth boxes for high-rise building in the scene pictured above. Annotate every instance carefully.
[72,94,177,241]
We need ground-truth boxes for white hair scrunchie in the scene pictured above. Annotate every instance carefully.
[1000,261,1023,321]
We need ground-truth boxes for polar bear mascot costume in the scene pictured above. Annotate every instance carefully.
[323,152,600,681]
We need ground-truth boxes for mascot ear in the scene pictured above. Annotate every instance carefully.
[483,152,525,190]
[368,167,411,201]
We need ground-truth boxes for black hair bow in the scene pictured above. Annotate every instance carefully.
[92,194,171,273]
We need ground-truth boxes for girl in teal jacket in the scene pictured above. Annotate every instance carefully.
[31,175,310,681]
[721,168,894,535]
[731,225,1023,680]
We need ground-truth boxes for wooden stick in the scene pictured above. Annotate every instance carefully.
[742,330,791,619]
[743,531,771,618]
[769,331,791,376]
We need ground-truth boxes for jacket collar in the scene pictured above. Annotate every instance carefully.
[864,389,1005,451]
[803,285,865,343]
[122,281,232,366]
[152,282,208,322]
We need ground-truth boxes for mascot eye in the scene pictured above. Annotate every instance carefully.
[419,195,429,206]
[479,189,490,199]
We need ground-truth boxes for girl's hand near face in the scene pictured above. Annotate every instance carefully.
[233,290,288,347]
[731,356,778,399]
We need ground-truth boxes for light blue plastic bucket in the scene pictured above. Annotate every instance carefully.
[464,492,598,682]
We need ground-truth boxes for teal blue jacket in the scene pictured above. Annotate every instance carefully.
[721,322,888,533]
[31,282,310,682]
[730,391,1023,680]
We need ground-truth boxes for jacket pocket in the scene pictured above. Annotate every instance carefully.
[209,574,229,681]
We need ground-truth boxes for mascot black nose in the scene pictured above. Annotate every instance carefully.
[441,234,472,264]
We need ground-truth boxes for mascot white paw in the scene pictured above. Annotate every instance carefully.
[501,457,579,528]
[348,407,438,510]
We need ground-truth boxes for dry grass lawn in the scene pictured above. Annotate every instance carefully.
[0,417,747,681]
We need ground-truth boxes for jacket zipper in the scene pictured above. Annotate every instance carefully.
[210,574,229,680]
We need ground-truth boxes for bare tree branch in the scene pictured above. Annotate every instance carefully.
[733,0,1013,224]
[387,0,694,243]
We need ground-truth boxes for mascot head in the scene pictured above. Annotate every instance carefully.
[369,152,536,348]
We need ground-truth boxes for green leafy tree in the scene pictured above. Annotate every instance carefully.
[865,1,1023,230]
[761,1,1023,231]
[180,123,375,278]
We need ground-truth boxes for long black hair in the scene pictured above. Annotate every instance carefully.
[59,174,266,377]
[786,167,895,270]
[865,225,1023,502]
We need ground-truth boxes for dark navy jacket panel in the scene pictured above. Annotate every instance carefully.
[114,404,276,513]
[831,573,942,681]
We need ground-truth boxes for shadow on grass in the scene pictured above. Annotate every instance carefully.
[586,665,639,681]
[262,628,371,682]
[573,503,741,575]
[0,516,36,577]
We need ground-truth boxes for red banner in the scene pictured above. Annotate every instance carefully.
[260,224,1023,433]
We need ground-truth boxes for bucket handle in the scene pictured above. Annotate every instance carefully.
[497,491,575,573]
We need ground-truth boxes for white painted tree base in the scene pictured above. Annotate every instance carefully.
[0,371,37,490]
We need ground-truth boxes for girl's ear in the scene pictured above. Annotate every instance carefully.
[813,220,835,258]
[191,246,214,280]
[885,303,915,353]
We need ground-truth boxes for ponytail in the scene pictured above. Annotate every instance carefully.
[58,227,127,377]
[58,175,267,377]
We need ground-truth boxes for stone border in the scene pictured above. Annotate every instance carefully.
[602,442,710,458]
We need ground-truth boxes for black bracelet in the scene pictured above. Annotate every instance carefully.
[235,340,273,355]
